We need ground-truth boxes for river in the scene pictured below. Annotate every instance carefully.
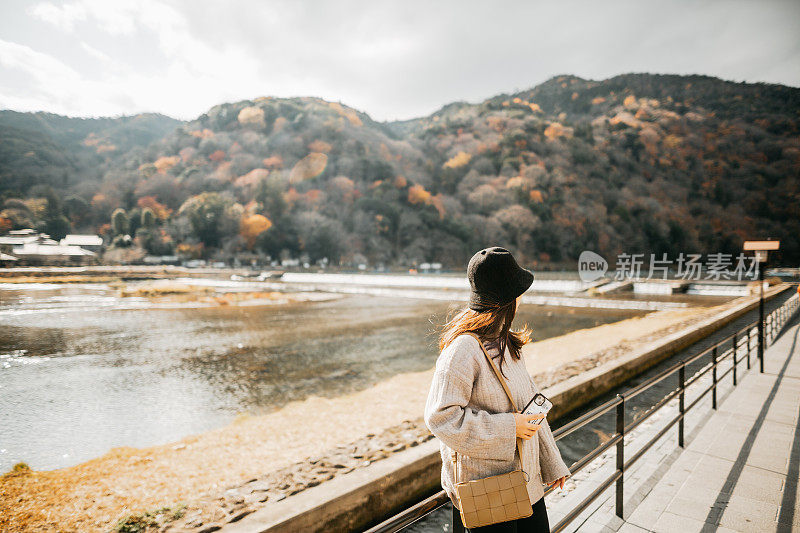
[0,277,647,472]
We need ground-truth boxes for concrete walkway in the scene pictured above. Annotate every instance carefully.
[606,318,800,532]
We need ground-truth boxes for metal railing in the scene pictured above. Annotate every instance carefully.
[366,290,799,533]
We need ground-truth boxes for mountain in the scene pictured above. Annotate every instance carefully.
[0,111,182,196]
[0,74,797,266]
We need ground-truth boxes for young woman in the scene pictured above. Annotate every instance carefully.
[424,247,570,532]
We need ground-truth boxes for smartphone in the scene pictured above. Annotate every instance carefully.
[521,393,553,425]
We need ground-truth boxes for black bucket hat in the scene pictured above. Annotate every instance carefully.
[467,247,534,312]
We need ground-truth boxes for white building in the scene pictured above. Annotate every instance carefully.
[0,232,40,252]
[11,242,96,265]
[0,252,18,264]
[60,234,103,252]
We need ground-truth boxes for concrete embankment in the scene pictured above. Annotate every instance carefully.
[224,284,791,533]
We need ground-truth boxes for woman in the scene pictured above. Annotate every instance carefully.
[424,247,570,532]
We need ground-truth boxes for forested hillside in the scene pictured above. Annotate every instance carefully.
[1,73,798,266]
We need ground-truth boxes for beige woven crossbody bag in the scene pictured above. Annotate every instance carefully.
[450,332,533,528]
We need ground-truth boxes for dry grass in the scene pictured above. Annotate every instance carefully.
[116,282,290,306]
[201,291,288,305]
[116,281,211,297]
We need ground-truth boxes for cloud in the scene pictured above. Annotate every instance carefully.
[28,1,88,32]
[4,0,800,121]
[29,0,137,35]
[79,41,112,63]
[0,38,79,81]
[0,38,128,116]
[13,0,266,118]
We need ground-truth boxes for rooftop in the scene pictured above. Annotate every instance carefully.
[60,234,103,247]
[12,243,96,257]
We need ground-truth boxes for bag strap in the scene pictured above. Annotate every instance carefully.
[451,332,526,482]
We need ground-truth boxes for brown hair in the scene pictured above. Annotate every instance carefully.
[438,299,532,374]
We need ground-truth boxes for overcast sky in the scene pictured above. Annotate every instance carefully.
[0,0,798,122]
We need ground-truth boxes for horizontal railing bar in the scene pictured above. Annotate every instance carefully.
[556,310,768,440]
[623,411,682,470]
[684,362,714,388]
[621,302,786,474]
[624,387,682,434]
[717,364,734,382]
[562,434,623,478]
[551,470,622,533]
[364,491,450,533]
[630,346,729,402]
[553,397,622,440]
[683,380,714,413]
[625,331,740,401]
[624,367,681,401]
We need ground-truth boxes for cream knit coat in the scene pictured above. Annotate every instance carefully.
[424,333,571,507]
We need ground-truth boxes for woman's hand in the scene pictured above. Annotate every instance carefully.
[514,413,545,440]
[548,476,567,490]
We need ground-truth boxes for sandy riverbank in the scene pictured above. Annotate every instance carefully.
[0,299,735,532]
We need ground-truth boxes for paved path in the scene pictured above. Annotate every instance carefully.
[592,317,800,532]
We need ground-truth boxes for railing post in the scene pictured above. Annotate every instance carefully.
[712,345,718,410]
[615,395,625,519]
[746,328,751,369]
[678,364,685,448]
[759,312,764,373]
[758,270,764,373]
[732,332,737,386]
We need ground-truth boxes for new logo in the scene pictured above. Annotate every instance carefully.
[578,250,608,282]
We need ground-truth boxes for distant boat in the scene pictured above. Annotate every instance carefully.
[229,270,284,281]
[257,271,284,281]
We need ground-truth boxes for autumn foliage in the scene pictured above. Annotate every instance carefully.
[2,74,798,267]
[240,214,272,249]
[289,153,328,183]
[443,151,472,169]
[137,196,172,220]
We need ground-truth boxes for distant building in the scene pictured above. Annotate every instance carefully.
[0,230,41,253]
[0,229,99,264]
[143,255,180,265]
[419,262,443,273]
[0,252,18,265]
[60,234,103,252]
[11,242,96,265]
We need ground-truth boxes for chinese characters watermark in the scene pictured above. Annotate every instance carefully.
[579,251,760,282]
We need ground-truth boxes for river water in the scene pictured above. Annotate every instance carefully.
[0,277,647,472]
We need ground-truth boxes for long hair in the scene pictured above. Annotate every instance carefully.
[438,300,531,374]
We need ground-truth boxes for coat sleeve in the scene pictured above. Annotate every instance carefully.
[537,407,571,483]
[424,336,517,461]
[527,373,571,483]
